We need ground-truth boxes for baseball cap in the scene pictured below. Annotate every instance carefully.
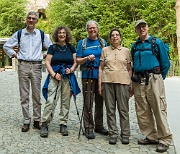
[134,19,147,28]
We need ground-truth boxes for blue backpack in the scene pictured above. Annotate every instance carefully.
[17,29,45,50]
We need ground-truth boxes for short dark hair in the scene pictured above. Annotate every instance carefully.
[52,26,72,43]
[109,28,122,40]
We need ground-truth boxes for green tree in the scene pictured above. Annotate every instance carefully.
[0,0,27,37]
[45,0,176,59]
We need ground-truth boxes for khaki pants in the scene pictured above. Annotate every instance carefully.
[133,73,172,146]
[41,77,71,125]
[18,61,42,124]
[103,83,130,138]
[82,79,104,131]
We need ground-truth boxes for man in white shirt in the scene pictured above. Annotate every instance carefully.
[3,11,52,132]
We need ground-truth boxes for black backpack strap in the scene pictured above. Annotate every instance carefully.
[151,37,156,55]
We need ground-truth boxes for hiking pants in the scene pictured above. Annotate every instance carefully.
[103,83,130,138]
[18,61,42,124]
[41,77,71,125]
[82,78,104,131]
[133,73,172,146]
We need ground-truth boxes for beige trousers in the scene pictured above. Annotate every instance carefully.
[133,73,172,146]
[41,76,71,125]
[102,83,130,138]
[18,61,42,124]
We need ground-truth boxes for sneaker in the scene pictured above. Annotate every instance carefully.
[40,123,48,138]
[109,137,117,145]
[95,128,108,135]
[60,124,68,136]
[84,129,95,139]
[138,137,159,145]
[156,143,169,153]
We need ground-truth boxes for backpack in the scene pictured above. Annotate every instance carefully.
[80,38,105,71]
[17,29,45,50]
[132,37,170,63]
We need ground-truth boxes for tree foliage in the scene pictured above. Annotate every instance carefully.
[1,0,176,60]
[43,0,176,59]
[0,0,27,37]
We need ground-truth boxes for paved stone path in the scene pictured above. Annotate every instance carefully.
[0,71,176,154]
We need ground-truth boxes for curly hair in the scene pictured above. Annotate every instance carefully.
[52,26,72,43]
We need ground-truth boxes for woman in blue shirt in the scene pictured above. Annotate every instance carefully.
[76,20,108,139]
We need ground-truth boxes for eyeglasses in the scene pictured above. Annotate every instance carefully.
[111,34,120,37]
[136,25,147,30]
[88,27,97,30]
[27,17,37,21]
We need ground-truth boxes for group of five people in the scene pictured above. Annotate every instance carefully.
[3,11,172,153]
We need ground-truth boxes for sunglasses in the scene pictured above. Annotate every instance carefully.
[27,17,37,21]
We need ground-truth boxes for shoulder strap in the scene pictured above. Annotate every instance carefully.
[82,38,86,51]
[17,29,22,47]
[151,37,156,55]
[81,38,86,57]
[40,30,44,48]
[17,29,45,49]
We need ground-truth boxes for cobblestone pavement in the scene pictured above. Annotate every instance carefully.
[0,71,176,154]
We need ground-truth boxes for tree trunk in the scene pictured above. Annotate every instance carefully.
[175,0,180,68]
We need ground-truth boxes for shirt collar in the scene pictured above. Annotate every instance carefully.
[110,45,122,50]
[24,28,37,35]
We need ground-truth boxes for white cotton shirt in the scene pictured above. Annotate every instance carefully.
[3,28,52,61]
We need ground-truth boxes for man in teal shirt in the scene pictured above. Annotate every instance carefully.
[131,19,172,153]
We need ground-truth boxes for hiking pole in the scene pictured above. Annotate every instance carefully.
[78,64,91,140]
[67,74,84,135]
[88,61,94,141]
[54,68,62,100]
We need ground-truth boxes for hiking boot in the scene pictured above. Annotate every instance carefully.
[33,121,40,130]
[40,123,48,138]
[95,128,108,135]
[109,137,117,145]
[84,129,95,139]
[156,143,169,153]
[21,124,30,132]
[60,124,68,136]
[138,137,159,145]
[121,138,130,144]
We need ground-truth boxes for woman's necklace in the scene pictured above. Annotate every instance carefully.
[58,45,67,52]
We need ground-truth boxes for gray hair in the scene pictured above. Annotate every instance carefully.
[85,20,99,31]
[26,11,39,20]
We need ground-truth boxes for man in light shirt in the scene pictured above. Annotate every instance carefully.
[3,11,52,132]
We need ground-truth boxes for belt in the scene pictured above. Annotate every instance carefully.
[18,60,42,64]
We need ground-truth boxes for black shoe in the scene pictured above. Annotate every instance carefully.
[156,143,169,153]
[121,138,129,144]
[138,137,159,145]
[33,121,40,129]
[60,124,68,136]
[109,137,117,145]
[95,128,108,135]
[21,124,30,132]
[84,129,95,139]
[40,123,48,138]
